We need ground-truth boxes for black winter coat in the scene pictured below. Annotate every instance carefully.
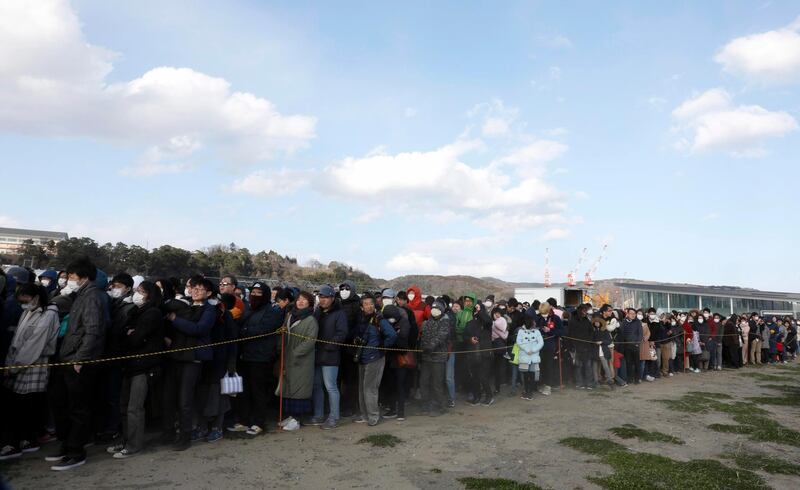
[239,304,283,363]
[569,316,595,358]
[313,302,349,366]
[123,303,165,376]
[464,309,493,360]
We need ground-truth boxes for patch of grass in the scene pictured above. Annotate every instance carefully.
[458,477,542,490]
[357,433,402,448]
[560,437,766,490]
[726,451,800,476]
[738,372,793,382]
[657,393,768,416]
[761,384,800,392]
[747,383,800,407]
[686,391,733,399]
[708,414,800,447]
[773,363,800,371]
[609,424,684,445]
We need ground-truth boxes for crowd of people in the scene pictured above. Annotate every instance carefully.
[0,258,798,472]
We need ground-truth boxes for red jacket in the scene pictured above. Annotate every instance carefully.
[407,285,430,327]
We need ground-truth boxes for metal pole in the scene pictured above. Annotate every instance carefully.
[278,330,286,426]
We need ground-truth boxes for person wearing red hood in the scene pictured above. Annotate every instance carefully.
[406,286,430,328]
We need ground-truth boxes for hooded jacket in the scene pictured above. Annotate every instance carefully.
[356,312,398,364]
[313,300,349,366]
[568,314,594,358]
[123,302,165,376]
[464,307,493,360]
[337,280,361,342]
[515,326,544,365]
[239,303,284,363]
[38,269,59,297]
[406,285,430,327]
[455,293,477,343]
[419,308,451,364]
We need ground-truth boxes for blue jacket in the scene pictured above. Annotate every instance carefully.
[357,315,397,364]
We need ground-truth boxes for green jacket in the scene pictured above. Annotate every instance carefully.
[282,314,319,399]
[455,293,477,343]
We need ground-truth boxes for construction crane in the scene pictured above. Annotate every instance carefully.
[583,243,608,287]
[567,247,588,287]
[544,248,551,288]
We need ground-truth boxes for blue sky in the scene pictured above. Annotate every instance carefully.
[1,0,799,291]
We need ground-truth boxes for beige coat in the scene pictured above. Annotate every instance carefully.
[639,322,654,361]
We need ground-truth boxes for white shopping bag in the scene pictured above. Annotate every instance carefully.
[221,372,244,395]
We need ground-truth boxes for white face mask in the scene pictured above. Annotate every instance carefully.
[22,301,38,311]
[430,307,442,318]
[484,301,493,308]
[108,288,126,299]
[670,321,677,326]
[40,278,51,287]
[339,289,351,300]
[184,287,192,297]
[58,278,67,288]
[60,280,79,296]
[587,309,594,315]
[382,298,393,308]
[698,318,704,324]
[407,292,416,301]
[636,314,644,321]
[132,292,146,307]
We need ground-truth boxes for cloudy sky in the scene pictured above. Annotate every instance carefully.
[1,1,799,291]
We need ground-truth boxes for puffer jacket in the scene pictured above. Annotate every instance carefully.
[356,313,398,364]
[419,315,451,363]
[313,301,349,366]
[59,282,106,362]
[406,285,430,327]
[515,327,543,364]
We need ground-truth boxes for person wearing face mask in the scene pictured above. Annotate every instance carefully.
[536,302,565,395]
[720,315,740,368]
[335,281,361,419]
[379,288,396,311]
[380,304,415,422]
[455,293,477,395]
[660,315,677,377]
[0,283,59,461]
[620,309,643,384]
[748,314,761,365]
[46,257,106,471]
[56,271,69,294]
[569,304,596,389]
[161,276,216,451]
[712,313,724,371]
[406,285,431,328]
[739,315,750,366]
[98,273,137,443]
[678,313,693,372]
[646,309,664,379]
[464,302,495,405]
[226,283,284,436]
[105,281,164,459]
[38,270,59,299]
[417,299,451,416]
[694,312,710,371]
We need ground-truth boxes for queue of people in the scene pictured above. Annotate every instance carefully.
[0,259,798,472]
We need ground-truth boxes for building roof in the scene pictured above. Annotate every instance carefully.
[0,227,68,240]
[613,280,800,302]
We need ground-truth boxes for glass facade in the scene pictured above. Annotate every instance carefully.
[620,287,797,314]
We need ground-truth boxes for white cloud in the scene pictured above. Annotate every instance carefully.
[320,138,566,228]
[715,16,800,84]
[482,117,510,136]
[540,228,570,241]
[386,253,439,273]
[540,34,572,48]
[469,99,519,138]
[494,140,568,170]
[548,66,562,80]
[0,0,316,175]
[0,215,20,227]
[543,127,568,137]
[227,169,309,197]
[671,88,797,156]
[404,107,418,118]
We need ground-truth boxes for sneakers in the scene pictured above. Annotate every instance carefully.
[278,417,294,428]
[540,385,551,396]
[447,400,455,408]
[20,440,39,453]
[112,449,136,459]
[645,375,655,382]
[37,433,57,445]
[396,415,406,422]
[226,423,249,433]
[668,372,675,377]
[467,399,481,407]
[352,416,367,424]
[481,397,495,406]
[306,417,325,426]
[246,425,264,436]
[520,394,533,401]
[321,419,338,430]
[44,451,67,462]
[206,429,223,443]
[382,410,397,419]
[51,457,86,471]
[106,444,125,455]
[367,418,380,427]
[0,445,21,461]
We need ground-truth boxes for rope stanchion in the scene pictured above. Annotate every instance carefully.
[683,330,688,374]
[557,337,563,390]
[278,329,286,426]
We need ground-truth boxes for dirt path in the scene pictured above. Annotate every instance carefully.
[3,363,799,489]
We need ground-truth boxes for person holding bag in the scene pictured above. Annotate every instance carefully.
[418,299,451,417]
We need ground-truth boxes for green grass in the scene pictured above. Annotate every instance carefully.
[738,372,794,382]
[609,424,684,445]
[726,451,800,476]
[560,437,766,490]
[357,433,403,448]
[746,383,800,407]
[657,393,768,416]
[708,414,800,447]
[458,477,542,490]
[686,391,733,399]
